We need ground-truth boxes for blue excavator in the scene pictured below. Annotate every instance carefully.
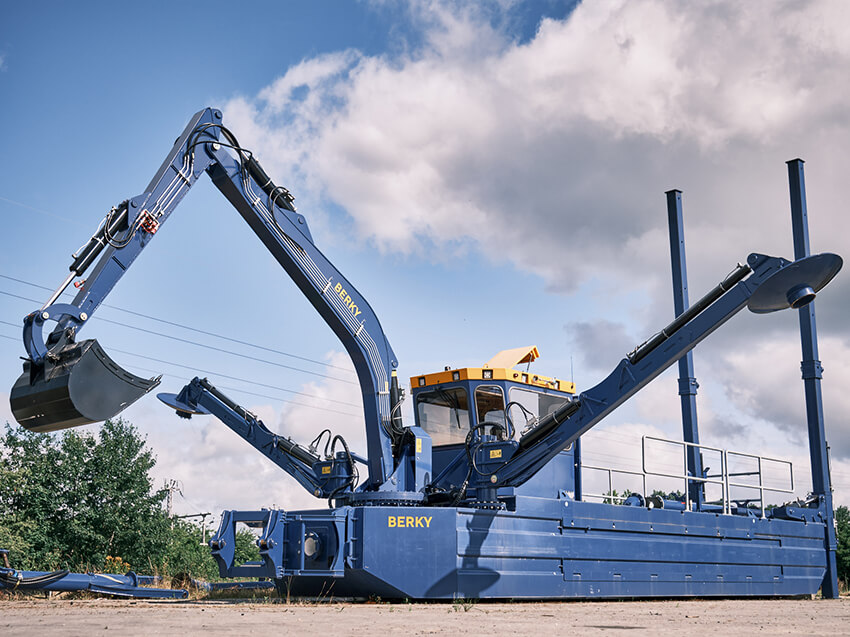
[8,108,843,599]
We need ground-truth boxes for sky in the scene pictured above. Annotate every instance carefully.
[1,1,849,529]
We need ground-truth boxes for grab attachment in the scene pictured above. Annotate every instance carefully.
[9,304,160,432]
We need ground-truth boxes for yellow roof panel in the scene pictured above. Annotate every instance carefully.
[485,346,540,369]
[410,346,575,394]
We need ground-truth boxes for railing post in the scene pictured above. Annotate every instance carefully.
[787,159,839,598]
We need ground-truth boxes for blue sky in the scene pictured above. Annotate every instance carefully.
[2,1,850,520]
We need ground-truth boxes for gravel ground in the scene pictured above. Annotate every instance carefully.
[2,597,849,635]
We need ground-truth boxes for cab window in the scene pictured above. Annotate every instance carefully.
[508,387,570,437]
[475,385,506,427]
[416,388,470,446]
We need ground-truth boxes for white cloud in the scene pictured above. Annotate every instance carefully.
[722,335,850,458]
[130,351,363,518]
[273,350,366,454]
[223,0,850,300]
[0,391,12,425]
[184,1,850,509]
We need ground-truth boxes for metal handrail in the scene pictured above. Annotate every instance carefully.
[724,449,794,518]
[581,464,647,504]
[579,437,796,517]
[641,436,729,513]
[640,435,794,517]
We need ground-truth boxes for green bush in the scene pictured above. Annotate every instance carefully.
[0,418,255,580]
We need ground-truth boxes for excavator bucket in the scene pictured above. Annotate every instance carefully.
[9,339,160,432]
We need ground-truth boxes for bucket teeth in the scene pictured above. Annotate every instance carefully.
[9,339,160,432]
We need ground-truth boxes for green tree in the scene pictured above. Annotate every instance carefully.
[161,521,261,581]
[651,489,685,501]
[234,526,262,566]
[603,489,633,504]
[0,419,171,571]
[0,424,66,568]
[836,505,850,588]
[163,519,220,581]
[1,418,262,580]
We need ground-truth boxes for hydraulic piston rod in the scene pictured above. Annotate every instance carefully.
[628,262,752,365]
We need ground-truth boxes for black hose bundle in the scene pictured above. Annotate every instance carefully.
[0,568,70,589]
[327,434,359,507]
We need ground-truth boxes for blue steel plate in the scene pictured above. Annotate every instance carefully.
[157,392,211,415]
[747,253,842,314]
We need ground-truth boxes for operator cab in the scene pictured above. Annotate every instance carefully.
[410,346,578,498]
[410,346,576,447]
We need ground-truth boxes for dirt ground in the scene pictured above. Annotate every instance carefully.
[2,597,849,635]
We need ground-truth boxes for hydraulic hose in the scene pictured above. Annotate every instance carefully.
[0,568,70,588]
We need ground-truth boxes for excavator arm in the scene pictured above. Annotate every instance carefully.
[10,107,402,490]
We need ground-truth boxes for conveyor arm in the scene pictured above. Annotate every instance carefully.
[442,251,841,490]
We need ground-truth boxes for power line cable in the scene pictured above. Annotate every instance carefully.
[110,344,358,407]
[1,337,359,420]
[0,273,356,374]
[124,363,359,417]
[0,196,82,226]
[94,314,356,384]
[121,360,360,416]
[0,193,354,374]
[0,287,356,384]
[0,323,360,414]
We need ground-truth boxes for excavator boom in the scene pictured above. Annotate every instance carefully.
[9,107,400,489]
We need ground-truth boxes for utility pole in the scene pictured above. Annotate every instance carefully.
[163,479,183,528]
[200,512,210,545]
[173,512,213,545]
